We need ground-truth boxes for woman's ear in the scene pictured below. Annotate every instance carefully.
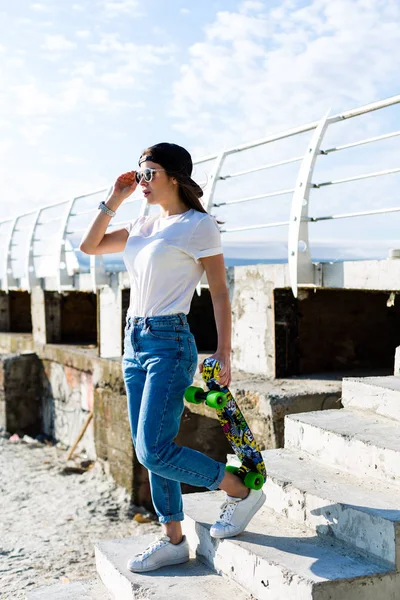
[172,178,178,185]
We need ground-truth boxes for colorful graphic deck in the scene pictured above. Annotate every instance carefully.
[201,357,266,483]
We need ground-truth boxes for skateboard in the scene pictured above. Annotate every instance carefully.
[184,357,266,490]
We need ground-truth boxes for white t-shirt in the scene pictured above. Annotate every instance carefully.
[123,208,223,317]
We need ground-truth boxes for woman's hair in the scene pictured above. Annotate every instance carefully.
[172,170,207,214]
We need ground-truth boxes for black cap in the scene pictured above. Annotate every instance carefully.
[138,142,193,178]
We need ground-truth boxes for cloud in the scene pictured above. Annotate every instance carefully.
[76,30,91,39]
[86,34,177,89]
[42,34,77,52]
[171,0,400,148]
[100,0,141,14]
[240,1,265,13]
[180,8,190,15]
[30,3,48,11]
[19,121,53,145]
[88,34,176,67]
[0,26,177,143]
[169,0,400,241]
[4,57,25,69]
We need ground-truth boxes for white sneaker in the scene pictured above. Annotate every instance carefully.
[127,535,190,573]
[210,488,266,539]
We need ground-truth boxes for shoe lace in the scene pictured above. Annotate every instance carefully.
[217,496,241,524]
[137,536,170,560]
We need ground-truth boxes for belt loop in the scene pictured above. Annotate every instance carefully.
[144,316,149,332]
[178,313,185,326]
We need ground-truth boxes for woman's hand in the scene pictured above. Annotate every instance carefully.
[109,171,138,203]
[199,351,232,388]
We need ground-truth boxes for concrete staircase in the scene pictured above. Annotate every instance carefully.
[94,534,252,599]
[182,375,400,599]
[28,376,400,599]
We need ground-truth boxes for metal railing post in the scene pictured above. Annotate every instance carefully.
[203,151,226,213]
[57,198,76,292]
[26,210,42,292]
[3,218,19,292]
[288,112,331,298]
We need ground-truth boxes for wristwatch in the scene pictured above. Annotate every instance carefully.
[98,201,116,217]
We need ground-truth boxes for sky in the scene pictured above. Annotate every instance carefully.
[1,0,400,256]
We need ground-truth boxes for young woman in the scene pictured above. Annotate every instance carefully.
[80,142,265,573]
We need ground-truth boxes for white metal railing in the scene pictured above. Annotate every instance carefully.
[1,93,400,297]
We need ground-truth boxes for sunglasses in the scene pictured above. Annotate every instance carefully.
[135,168,164,184]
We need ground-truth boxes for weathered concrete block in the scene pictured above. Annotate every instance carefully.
[231,268,275,376]
[342,376,400,422]
[94,387,135,497]
[395,346,400,376]
[183,492,398,600]
[0,331,34,354]
[285,409,400,484]
[31,287,62,345]
[95,535,249,600]
[322,258,400,290]
[41,360,95,458]
[0,352,43,436]
[262,448,400,568]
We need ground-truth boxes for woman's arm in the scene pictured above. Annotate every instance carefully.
[80,171,137,255]
[199,253,232,386]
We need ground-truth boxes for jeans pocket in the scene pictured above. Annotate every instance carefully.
[146,325,179,341]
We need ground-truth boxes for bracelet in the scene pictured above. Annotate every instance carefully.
[98,201,116,217]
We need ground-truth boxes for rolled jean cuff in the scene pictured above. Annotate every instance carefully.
[159,511,184,524]
[207,462,226,491]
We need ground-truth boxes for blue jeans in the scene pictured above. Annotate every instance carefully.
[122,313,226,524]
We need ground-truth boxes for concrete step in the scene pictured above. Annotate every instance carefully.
[285,409,400,484]
[95,533,252,600]
[26,578,111,599]
[183,491,399,600]
[262,447,400,568]
[342,376,400,421]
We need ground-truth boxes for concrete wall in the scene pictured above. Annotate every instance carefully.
[230,266,278,376]
[41,359,96,458]
[0,353,43,437]
[0,334,238,511]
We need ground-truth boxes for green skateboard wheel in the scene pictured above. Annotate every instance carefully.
[184,386,207,405]
[225,465,240,475]
[244,471,265,490]
[205,390,227,410]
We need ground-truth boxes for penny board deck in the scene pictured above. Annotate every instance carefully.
[201,357,266,481]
